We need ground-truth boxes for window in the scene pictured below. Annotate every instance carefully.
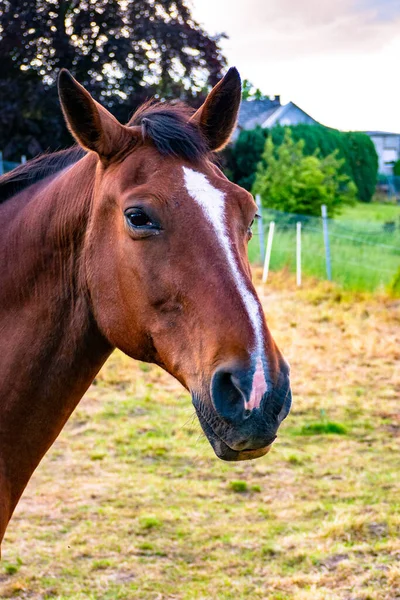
[383,148,398,164]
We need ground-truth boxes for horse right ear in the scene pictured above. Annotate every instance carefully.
[190,67,242,151]
[58,69,134,160]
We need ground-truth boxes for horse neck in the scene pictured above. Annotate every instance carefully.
[0,155,113,532]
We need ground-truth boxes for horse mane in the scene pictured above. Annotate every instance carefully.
[0,101,208,205]
[0,147,86,205]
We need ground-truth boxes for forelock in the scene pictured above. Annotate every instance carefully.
[128,101,209,162]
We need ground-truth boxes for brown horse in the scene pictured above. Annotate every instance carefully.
[0,67,291,550]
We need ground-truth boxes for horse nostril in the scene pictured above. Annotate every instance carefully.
[211,367,252,423]
[269,368,292,422]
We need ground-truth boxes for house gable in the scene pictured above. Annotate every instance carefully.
[235,99,318,140]
[261,102,318,128]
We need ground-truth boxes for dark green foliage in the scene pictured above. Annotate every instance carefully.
[227,124,378,203]
[393,160,400,176]
[0,65,65,160]
[0,0,225,160]
[344,132,378,204]
[227,127,268,189]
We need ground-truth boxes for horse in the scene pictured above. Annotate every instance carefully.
[0,67,291,551]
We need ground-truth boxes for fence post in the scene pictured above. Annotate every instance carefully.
[296,221,302,286]
[255,194,265,263]
[21,155,27,164]
[262,221,275,284]
[0,151,3,176]
[321,205,332,281]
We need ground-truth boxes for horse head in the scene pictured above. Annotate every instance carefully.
[58,68,292,461]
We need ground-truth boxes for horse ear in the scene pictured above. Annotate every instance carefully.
[191,67,242,152]
[58,69,133,160]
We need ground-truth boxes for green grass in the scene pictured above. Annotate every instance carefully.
[229,480,249,493]
[297,421,348,436]
[337,201,400,223]
[1,276,399,599]
[250,201,400,292]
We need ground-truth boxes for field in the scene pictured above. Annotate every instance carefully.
[249,201,400,292]
[337,202,400,223]
[1,271,400,600]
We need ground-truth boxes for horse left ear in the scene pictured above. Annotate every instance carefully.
[58,69,135,161]
[191,67,242,152]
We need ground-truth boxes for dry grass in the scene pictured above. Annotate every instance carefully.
[1,270,399,599]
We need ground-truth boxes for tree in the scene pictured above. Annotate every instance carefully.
[0,0,226,159]
[241,79,270,102]
[393,159,400,176]
[252,129,357,217]
[0,62,64,159]
[224,127,267,189]
[343,132,378,204]
[227,124,378,203]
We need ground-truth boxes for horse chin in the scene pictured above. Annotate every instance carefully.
[212,440,272,462]
[195,408,273,462]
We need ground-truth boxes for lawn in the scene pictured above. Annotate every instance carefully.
[250,202,400,292]
[1,271,399,599]
[337,201,400,223]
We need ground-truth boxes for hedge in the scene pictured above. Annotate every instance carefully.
[226,124,378,203]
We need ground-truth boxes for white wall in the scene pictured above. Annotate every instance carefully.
[369,134,400,175]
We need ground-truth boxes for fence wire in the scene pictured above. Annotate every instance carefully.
[250,208,400,292]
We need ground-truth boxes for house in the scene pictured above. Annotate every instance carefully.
[364,131,400,175]
[233,96,318,140]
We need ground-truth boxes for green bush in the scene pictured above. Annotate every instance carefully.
[227,124,378,203]
[393,159,400,176]
[227,127,267,190]
[343,132,378,204]
[252,129,356,217]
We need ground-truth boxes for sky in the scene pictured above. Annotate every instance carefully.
[190,0,400,133]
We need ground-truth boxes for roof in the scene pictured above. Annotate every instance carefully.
[365,131,400,137]
[261,104,288,128]
[237,99,280,129]
[238,99,319,131]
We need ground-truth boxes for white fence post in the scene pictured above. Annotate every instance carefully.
[321,205,332,281]
[296,221,302,286]
[21,155,27,164]
[262,221,275,284]
[255,194,265,263]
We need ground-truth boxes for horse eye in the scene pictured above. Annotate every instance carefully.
[125,208,154,228]
[247,217,256,240]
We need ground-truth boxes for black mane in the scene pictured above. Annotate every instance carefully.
[0,102,208,205]
[0,147,85,205]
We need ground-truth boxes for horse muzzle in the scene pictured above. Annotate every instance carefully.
[192,364,292,462]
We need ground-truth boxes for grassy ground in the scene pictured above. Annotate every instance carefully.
[337,201,400,223]
[1,271,399,600]
[249,201,400,292]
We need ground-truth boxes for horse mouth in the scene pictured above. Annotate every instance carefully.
[195,408,276,462]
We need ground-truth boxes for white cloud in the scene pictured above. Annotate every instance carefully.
[191,0,400,132]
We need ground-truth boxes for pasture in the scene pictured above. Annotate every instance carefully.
[1,271,399,600]
[249,202,400,292]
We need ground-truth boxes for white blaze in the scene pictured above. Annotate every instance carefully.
[183,167,267,408]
